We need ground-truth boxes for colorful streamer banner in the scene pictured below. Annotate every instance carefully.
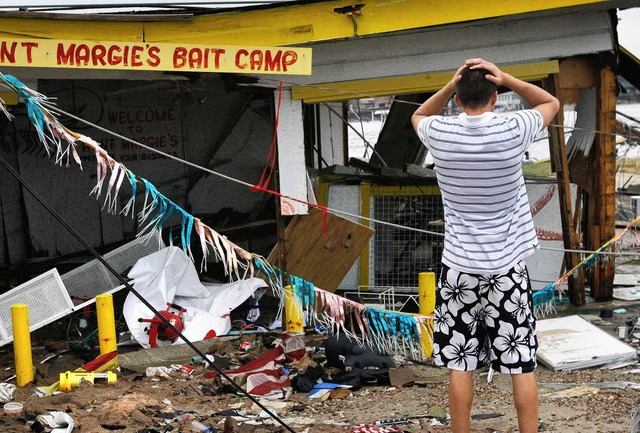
[2,72,638,360]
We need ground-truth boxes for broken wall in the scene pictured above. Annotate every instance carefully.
[0,75,274,270]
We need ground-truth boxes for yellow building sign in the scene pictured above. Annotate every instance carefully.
[0,38,312,75]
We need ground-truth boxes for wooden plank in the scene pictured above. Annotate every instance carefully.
[267,206,374,292]
[543,75,585,306]
[592,65,617,300]
[559,57,598,89]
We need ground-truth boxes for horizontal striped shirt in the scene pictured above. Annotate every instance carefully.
[417,110,544,273]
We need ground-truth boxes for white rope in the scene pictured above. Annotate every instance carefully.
[11,96,640,259]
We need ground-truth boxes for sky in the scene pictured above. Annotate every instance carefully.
[618,8,640,58]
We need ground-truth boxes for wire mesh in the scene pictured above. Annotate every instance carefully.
[368,188,443,290]
[0,269,73,345]
[61,231,163,305]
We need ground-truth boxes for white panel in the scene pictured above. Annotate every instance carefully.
[318,102,346,167]
[537,315,637,371]
[0,269,73,346]
[328,184,362,291]
[276,89,308,215]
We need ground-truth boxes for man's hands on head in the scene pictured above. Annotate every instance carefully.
[463,58,559,128]
[465,58,508,87]
[448,63,468,90]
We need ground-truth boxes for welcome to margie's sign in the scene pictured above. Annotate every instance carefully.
[0,38,312,75]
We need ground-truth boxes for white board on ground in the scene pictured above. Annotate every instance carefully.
[536,315,638,371]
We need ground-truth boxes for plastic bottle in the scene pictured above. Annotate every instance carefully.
[191,420,216,432]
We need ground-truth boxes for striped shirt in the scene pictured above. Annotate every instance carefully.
[417,109,544,274]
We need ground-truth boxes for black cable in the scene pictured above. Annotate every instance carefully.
[0,153,297,433]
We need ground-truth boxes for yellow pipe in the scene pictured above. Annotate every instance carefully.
[284,285,304,333]
[96,294,118,356]
[418,272,436,359]
[11,304,34,387]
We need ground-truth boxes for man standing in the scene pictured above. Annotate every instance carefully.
[411,58,559,433]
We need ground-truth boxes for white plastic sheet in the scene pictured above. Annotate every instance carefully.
[123,246,267,348]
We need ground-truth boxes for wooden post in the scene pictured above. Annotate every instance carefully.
[592,65,617,300]
[543,75,585,306]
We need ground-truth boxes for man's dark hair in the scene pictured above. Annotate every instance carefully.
[455,68,497,109]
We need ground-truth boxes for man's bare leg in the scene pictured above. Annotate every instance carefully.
[449,370,474,433]
[512,372,539,433]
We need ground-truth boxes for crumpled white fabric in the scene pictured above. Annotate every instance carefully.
[0,383,16,403]
[123,246,267,348]
[36,411,75,433]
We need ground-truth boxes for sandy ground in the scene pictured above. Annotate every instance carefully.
[2,141,640,432]
[0,301,639,433]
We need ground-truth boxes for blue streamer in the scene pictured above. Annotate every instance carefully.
[3,75,48,144]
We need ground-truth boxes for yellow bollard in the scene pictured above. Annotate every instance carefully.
[418,272,436,316]
[284,285,304,333]
[96,294,118,356]
[11,304,34,387]
[418,272,437,358]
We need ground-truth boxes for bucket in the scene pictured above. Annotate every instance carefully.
[59,371,117,392]
[3,402,23,416]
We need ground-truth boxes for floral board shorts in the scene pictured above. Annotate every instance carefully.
[432,261,538,374]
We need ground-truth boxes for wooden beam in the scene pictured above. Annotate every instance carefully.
[292,60,559,103]
[0,0,613,46]
[543,75,585,306]
[591,64,617,300]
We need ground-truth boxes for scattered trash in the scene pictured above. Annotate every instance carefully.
[171,364,195,376]
[613,287,640,301]
[543,385,600,398]
[0,382,16,403]
[59,371,117,392]
[600,308,613,319]
[3,401,23,416]
[145,366,173,379]
[239,341,259,351]
[36,411,75,433]
[191,419,217,432]
[617,325,629,339]
[191,354,215,365]
[470,412,504,420]
[307,383,352,399]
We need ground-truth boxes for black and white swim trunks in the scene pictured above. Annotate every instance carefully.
[432,261,538,374]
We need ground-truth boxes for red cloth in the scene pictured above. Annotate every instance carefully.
[225,333,305,395]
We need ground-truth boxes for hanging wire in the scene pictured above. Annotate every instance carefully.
[3,79,640,258]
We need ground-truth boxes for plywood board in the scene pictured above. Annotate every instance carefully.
[268,207,374,292]
[536,315,637,371]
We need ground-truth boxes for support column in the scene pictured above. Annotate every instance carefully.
[276,88,308,216]
[543,75,585,306]
[592,65,617,300]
